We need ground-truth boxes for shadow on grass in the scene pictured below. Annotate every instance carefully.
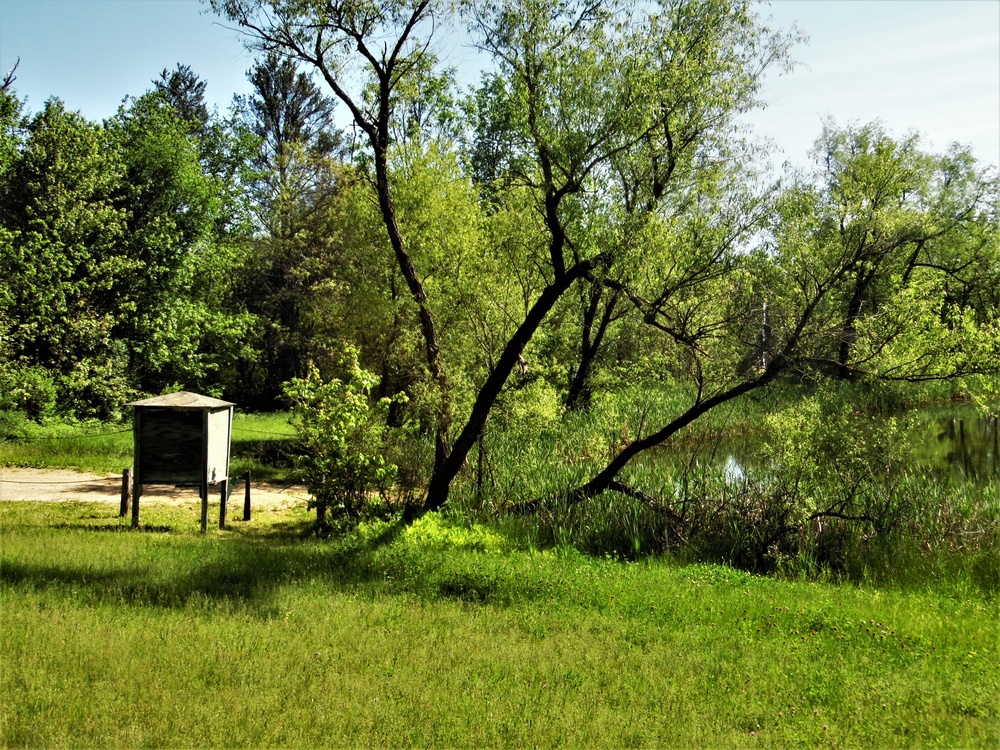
[0,518,412,613]
[0,507,561,613]
[53,522,175,533]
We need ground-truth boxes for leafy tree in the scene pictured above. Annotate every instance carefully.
[229,52,345,404]
[0,86,254,416]
[1,99,132,417]
[498,118,997,513]
[461,0,792,506]
[103,91,239,396]
[211,0,467,501]
[209,0,796,514]
[776,121,999,383]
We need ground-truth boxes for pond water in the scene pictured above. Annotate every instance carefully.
[910,407,998,484]
[674,405,998,487]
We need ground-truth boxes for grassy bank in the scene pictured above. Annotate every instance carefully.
[0,412,298,482]
[2,501,997,747]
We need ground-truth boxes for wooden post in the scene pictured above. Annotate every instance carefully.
[132,409,141,529]
[219,479,228,529]
[243,470,251,521]
[201,410,209,532]
[120,468,132,517]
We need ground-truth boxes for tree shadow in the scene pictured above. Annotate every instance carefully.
[1,519,408,613]
[68,480,121,495]
[53,522,174,533]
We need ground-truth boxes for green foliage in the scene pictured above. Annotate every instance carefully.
[761,392,913,526]
[0,363,56,421]
[773,120,1000,383]
[0,2,997,548]
[284,346,406,524]
[0,89,249,418]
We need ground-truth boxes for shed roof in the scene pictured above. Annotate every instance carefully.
[128,391,235,409]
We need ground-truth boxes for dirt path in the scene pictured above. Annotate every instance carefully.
[0,466,310,508]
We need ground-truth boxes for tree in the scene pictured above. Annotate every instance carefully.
[1,99,131,417]
[153,64,210,135]
[780,121,999,384]
[243,51,339,184]
[284,345,405,525]
[230,52,345,404]
[461,0,791,507]
[0,86,254,416]
[540,121,999,511]
[211,0,464,503]
[209,0,796,514]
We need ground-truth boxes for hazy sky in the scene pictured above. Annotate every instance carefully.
[1,0,998,170]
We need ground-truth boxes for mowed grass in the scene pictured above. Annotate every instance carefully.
[2,502,998,747]
[0,412,298,482]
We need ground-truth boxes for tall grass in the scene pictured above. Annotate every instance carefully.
[2,502,998,747]
[449,384,999,593]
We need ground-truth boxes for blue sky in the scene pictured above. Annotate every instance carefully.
[1,0,998,170]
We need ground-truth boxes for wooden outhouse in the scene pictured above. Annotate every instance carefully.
[128,391,234,531]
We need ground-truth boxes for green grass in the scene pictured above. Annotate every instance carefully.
[2,501,998,747]
[0,412,299,482]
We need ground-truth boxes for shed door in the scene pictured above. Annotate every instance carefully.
[138,409,203,484]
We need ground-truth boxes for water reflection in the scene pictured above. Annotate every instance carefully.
[723,455,746,483]
[913,412,998,483]
[669,406,998,487]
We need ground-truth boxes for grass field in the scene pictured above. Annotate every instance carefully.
[2,501,997,747]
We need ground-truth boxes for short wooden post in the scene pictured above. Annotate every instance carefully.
[120,468,132,517]
[200,488,208,533]
[243,471,251,521]
[132,411,140,529]
[219,479,228,529]
[131,493,140,529]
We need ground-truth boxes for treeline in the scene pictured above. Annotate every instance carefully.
[2,1,998,513]
[0,58,344,417]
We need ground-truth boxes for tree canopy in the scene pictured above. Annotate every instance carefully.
[1,0,996,526]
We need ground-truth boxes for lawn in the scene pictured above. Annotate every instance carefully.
[1,501,997,747]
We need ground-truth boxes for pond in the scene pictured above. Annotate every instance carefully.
[673,404,998,487]
[909,406,998,484]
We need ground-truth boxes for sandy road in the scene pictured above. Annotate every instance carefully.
[0,466,310,508]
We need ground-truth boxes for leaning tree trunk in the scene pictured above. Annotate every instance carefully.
[420,256,607,514]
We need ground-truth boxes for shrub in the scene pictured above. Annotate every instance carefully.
[0,363,57,420]
[283,345,405,526]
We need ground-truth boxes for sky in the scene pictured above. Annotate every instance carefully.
[1,0,998,171]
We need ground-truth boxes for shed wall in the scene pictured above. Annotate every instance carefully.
[206,407,232,483]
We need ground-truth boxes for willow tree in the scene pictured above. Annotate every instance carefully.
[543,121,1000,511]
[209,0,796,512]
[464,0,799,510]
[799,121,1000,382]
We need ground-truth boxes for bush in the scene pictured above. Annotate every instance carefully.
[283,345,406,526]
[0,364,57,420]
